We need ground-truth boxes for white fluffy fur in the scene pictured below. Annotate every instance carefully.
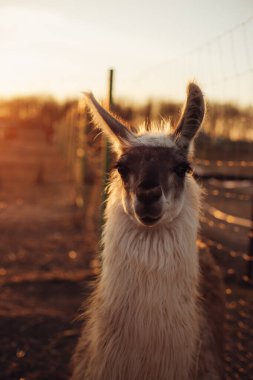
[136,133,175,148]
[72,173,205,380]
[135,122,175,148]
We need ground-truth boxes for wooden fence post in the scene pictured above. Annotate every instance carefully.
[102,69,114,212]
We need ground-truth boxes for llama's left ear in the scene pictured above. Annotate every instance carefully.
[83,92,137,152]
[173,83,205,151]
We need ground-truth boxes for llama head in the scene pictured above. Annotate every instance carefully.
[84,83,205,226]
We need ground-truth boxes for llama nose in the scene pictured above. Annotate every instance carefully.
[136,181,162,203]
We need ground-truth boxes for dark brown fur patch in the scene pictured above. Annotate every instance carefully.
[116,146,190,196]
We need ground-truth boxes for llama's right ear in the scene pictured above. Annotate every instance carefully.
[83,92,137,152]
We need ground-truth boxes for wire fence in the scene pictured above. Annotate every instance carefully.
[131,15,253,105]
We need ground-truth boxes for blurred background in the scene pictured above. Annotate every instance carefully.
[0,1,252,379]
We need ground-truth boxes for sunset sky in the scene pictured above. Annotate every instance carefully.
[1,0,253,104]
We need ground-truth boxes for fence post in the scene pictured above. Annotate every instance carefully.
[108,68,114,109]
[105,68,114,175]
[75,99,87,208]
[102,69,114,212]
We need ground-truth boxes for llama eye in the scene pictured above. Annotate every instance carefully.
[174,163,192,177]
[115,162,129,178]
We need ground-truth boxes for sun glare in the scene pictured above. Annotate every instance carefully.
[0,2,253,104]
[0,6,111,98]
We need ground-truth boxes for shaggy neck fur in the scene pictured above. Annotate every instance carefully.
[77,175,201,380]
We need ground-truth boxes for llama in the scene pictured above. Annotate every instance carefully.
[72,83,224,380]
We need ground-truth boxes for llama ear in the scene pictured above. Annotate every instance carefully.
[83,92,137,151]
[173,83,205,151]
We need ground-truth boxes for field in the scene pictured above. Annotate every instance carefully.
[0,106,252,379]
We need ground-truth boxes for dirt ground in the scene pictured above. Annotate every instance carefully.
[0,126,252,379]
[0,127,97,380]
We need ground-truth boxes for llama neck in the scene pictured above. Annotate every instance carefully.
[95,177,201,380]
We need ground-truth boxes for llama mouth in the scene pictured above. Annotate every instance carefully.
[139,215,161,226]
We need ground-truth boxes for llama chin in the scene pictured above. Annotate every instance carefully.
[71,83,224,380]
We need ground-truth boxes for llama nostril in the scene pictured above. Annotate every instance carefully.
[136,186,162,203]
